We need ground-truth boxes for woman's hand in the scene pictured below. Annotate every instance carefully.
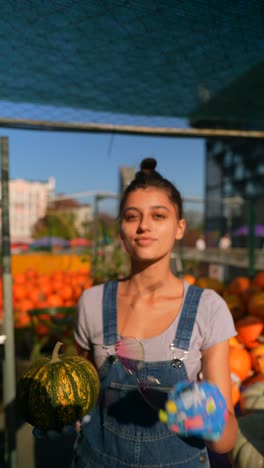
[32,345,95,442]
[32,415,91,440]
[159,380,228,441]
[32,424,77,440]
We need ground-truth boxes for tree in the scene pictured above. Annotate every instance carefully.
[31,212,79,239]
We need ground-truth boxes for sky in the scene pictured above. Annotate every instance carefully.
[0,127,205,213]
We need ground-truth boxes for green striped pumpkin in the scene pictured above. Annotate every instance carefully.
[16,341,100,430]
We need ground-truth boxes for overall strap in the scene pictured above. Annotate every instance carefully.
[172,285,204,351]
[103,279,118,345]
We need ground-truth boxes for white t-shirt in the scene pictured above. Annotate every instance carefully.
[74,281,237,381]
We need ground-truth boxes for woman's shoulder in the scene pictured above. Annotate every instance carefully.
[185,282,227,309]
[199,286,228,305]
[81,282,105,298]
[190,285,237,348]
[78,283,105,309]
[184,282,236,328]
[79,279,119,305]
[196,285,232,319]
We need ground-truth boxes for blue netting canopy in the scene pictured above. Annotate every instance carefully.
[0,1,264,131]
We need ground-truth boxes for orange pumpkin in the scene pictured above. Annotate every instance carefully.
[50,271,65,282]
[13,273,26,286]
[240,285,262,307]
[51,280,64,294]
[38,280,53,298]
[252,271,264,289]
[64,299,75,307]
[73,285,83,301]
[236,315,264,349]
[229,345,252,382]
[13,284,27,301]
[229,336,241,348]
[250,344,264,374]
[248,292,264,319]
[60,285,74,301]
[47,294,64,308]
[27,287,46,306]
[195,277,224,294]
[74,273,92,288]
[33,313,51,337]
[14,310,31,328]
[83,280,94,290]
[227,276,251,294]
[243,372,264,387]
[18,298,35,314]
[24,268,39,282]
[183,274,196,285]
[222,293,246,321]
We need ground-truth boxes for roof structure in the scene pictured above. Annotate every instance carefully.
[1,1,264,133]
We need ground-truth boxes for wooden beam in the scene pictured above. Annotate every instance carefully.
[0,117,264,139]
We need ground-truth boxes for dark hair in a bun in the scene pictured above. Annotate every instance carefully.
[119,158,183,218]
[133,157,161,182]
[140,157,157,172]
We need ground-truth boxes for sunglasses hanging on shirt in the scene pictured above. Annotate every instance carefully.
[115,337,180,412]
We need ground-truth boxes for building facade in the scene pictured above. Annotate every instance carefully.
[205,137,264,247]
[0,177,55,242]
[119,166,135,195]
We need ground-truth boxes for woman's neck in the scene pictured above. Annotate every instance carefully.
[123,265,181,297]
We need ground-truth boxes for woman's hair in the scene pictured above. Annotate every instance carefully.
[119,157,183,218]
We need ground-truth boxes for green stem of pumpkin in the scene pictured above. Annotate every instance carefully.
[51,341,64,363]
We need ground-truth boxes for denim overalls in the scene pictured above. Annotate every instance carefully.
[72,280,210,468]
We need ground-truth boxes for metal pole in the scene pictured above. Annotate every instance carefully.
[1,137,17,468]
[93,195,99,258]
[1,117,264,139]
[247,198,256,279]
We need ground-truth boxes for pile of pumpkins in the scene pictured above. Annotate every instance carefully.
[0,268,93,329]
[185,271,264,467]
[185,272,264,398]
[14,269,263,466]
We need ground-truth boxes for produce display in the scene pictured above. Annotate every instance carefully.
[1,266,263,454]
[4,268,262,393]
[184,273,264,403]
[185,272,264,466]
[0,269,93,328]
[16,341,100,430]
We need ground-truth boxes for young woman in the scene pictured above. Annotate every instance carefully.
[72,158,238,467]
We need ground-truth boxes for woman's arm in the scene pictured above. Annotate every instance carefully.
[74,341,94,364]
[201,340,238,453]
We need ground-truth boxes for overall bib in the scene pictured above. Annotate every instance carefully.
[72,281,210,468]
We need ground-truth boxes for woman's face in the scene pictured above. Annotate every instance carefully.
[120,187,185,262]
